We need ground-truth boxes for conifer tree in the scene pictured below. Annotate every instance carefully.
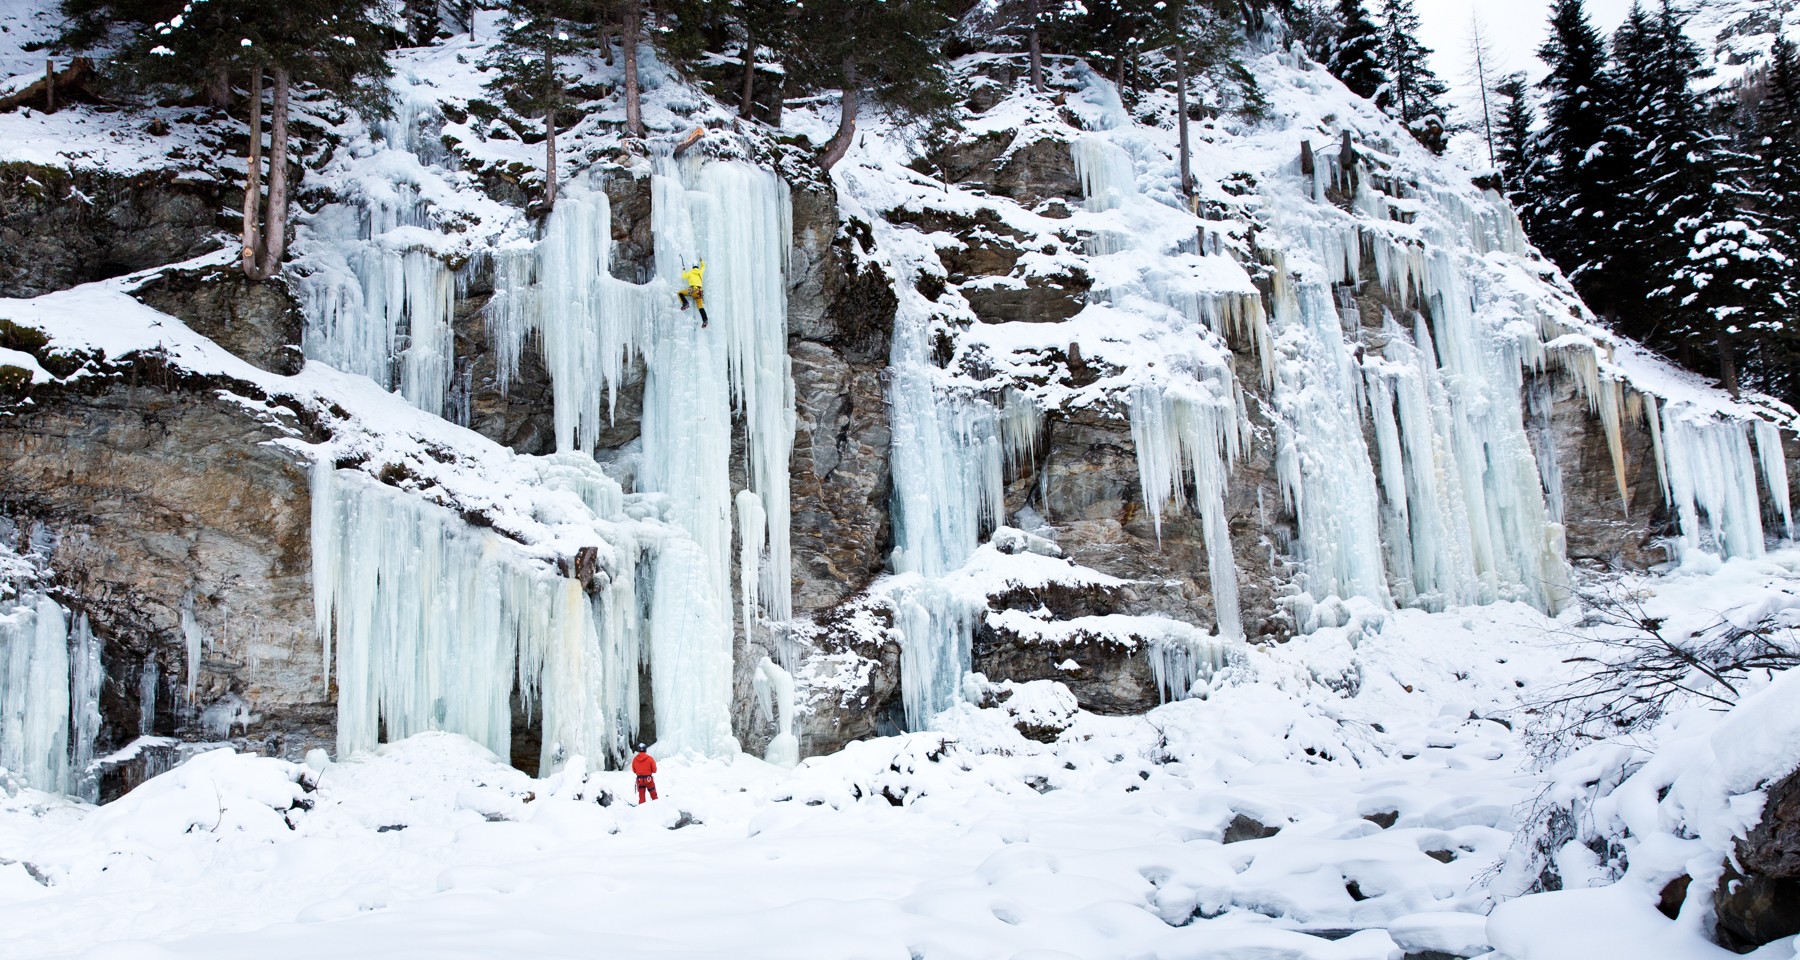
[1532,0,1614,306]
[1325,0,1383,102]
[1494,72,1540,219]
[1630,1,1778,397]
[1373,0,1448,153]
[487,0,604,210]
[795,0,956,171]
[136,0,390,281]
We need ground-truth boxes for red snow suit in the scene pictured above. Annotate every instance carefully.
[632,751,658,802]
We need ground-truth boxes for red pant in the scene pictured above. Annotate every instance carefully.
[636,775,658,803]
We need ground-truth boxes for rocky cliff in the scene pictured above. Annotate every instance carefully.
[0,28,1794,798]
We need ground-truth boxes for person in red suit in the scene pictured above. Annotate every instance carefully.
[631,743,658,803]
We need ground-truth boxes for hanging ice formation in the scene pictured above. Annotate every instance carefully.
[315,154,795,765]
[295,89,462,417]
[1247,140,1573,614]
[485,157,796,628]
[1655,403,1794,558]
[0,588,101,799]
[311,462,649,769]
[752,655,798,767]
[1067,126,1262,641]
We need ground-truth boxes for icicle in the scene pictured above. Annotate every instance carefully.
[1752,421,1794,540]
[312,467,646,768]
[528,186,653,452]
[138,658,158,736]
[0,594,71,793]
[69,614,101,803]
[1660,404,1766,559]
[1262,250,1390,606]
[736,490,765,642]
[1644,393,1670,507]
[179,592,204,701]
[1071,136,1135,213]
[298,239,460,417]
[1127,378,1244,639]
[753,655,798,768]
[1145,630,1233,704]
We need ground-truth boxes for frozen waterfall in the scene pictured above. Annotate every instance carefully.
[295,95,464,417]
[313,155,794,766]
[0,590,100,798]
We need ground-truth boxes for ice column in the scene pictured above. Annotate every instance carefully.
[1264,253,1390,604]
[753,655,798,767]
[1753,420,1794,540]
[69,613,102,802]
[0,593,70,793]
[648,539,739,757]
[638,156,794,739]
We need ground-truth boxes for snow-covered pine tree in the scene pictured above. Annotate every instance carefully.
[134,0,390,281]
[487,0,605,211]
[668,0,801,122]
[1748,34,1800,389]
[1325,0,1383,102]
[1494,72,1548,239]
[1632,1,1782,398]
[1373,0,1448,153]
[1579,2,1660,329]
[1531,0,1615,311]
[1145,0,1259,202]
[791,0,957,170]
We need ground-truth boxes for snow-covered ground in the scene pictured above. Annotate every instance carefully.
[4,554,1798,960]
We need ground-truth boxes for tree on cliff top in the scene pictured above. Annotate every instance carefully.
[792,0,958,171]
[72,0,392,281]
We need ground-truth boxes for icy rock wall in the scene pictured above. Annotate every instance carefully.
[295,100,463,418]
[313,157,794,766]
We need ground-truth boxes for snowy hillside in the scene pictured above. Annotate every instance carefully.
[1,1,1798,957]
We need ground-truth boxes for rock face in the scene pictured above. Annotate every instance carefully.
[1526,371,1672,569]
[134,268,306,376]
[1716,766,1800,951]
[0,367,329,768]
[0,164,227,299]
[0,58,1784,797]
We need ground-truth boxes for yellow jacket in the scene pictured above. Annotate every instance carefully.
[681,261,705,290]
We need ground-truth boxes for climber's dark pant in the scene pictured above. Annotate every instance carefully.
[679,288,708,326]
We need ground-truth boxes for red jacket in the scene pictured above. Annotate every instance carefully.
[631,752,657,777]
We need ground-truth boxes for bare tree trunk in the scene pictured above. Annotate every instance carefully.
[1717,325,1741,399]
[250,67,291,281]
[544,41,558,210]
[624,0,644,138]
[819,56,859,171]
[769,73,785,128]
[45,59,54,113]
[1175,42,1192,204]
[206,67,232,110]
[739,28,757,121]
[240,69,265,279]
[1026,0,1043,93]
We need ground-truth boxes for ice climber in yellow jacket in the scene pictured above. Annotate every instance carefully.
[678,261,708,327]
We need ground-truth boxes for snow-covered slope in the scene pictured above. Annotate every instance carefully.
[2,4,1800,958]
